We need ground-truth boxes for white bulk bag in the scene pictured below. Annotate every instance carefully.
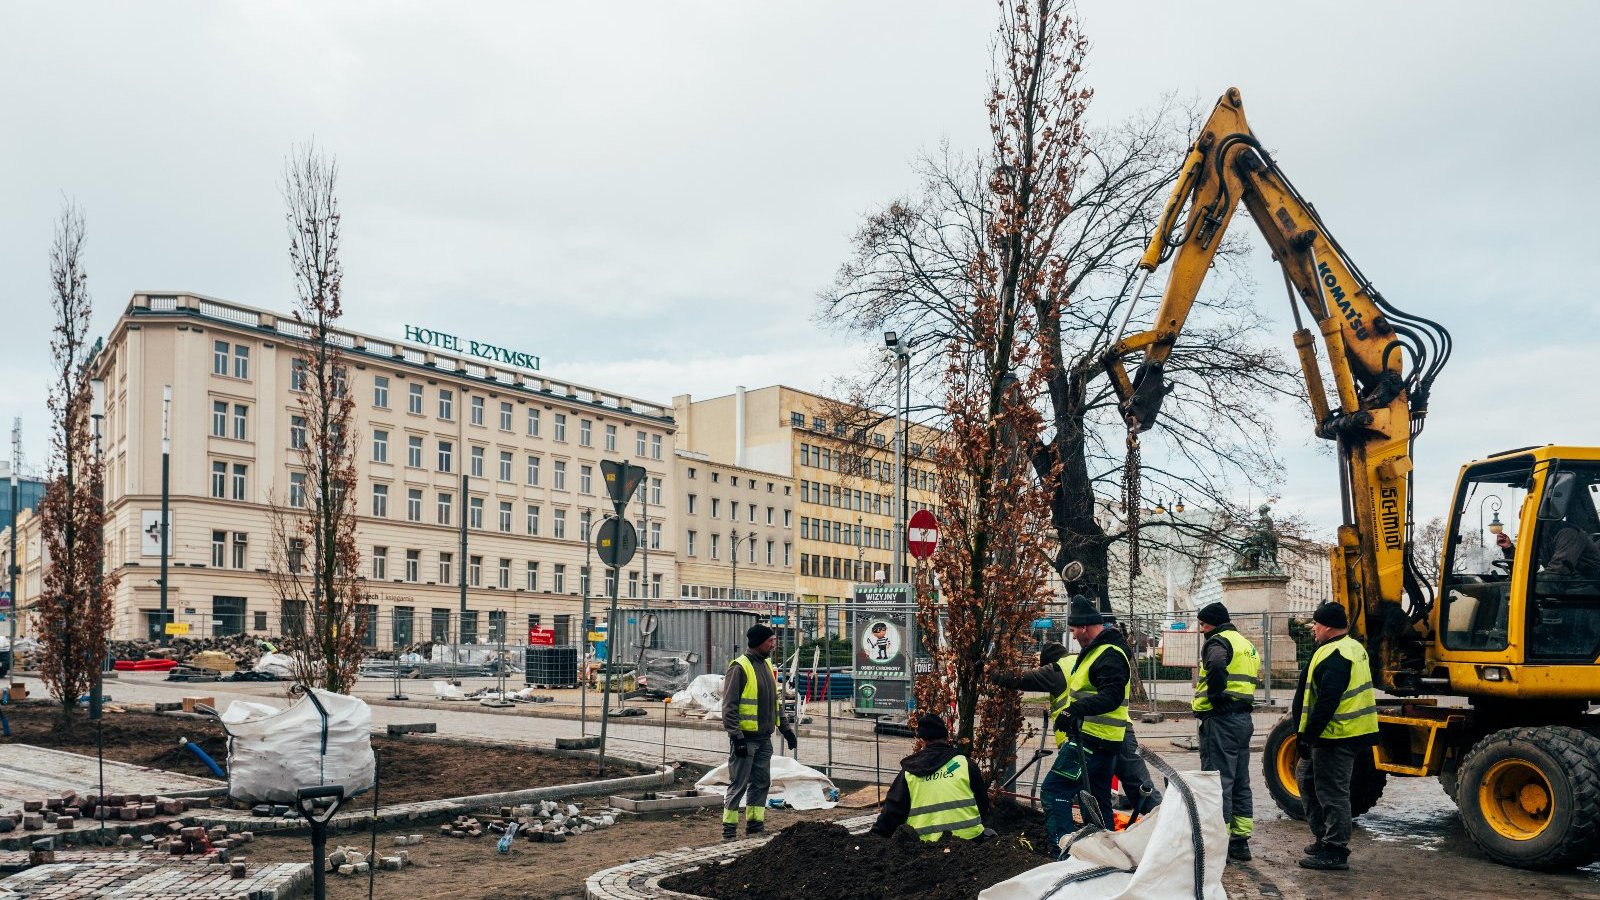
[696,755,838,810]
[978,770,1227,900]
[222,689,376,803]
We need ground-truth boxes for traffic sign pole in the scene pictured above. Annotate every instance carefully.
[596,460,647,776]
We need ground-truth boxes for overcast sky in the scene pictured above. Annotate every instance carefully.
[3,1,1597,538]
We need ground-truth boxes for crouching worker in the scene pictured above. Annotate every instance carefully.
[871,715,990,842]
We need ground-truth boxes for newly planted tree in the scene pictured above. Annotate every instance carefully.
[266,144,368,693]
[36,203,118,729]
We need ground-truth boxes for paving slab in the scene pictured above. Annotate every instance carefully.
[0,856,308,899]
[0,746,224,816]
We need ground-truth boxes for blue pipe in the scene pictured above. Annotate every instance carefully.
[179,737,225,778]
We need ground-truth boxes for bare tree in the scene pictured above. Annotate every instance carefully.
[265,144,367,693]
[903,0,1087,784]
[35,203,118,729]
[821,97,1301,607]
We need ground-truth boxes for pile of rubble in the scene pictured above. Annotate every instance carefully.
[109,633,270,668]
[3,791,207,832]
[323,842,413,877]
[440,801,618,844]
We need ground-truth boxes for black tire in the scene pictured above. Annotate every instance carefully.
[1441,767,1460,803]
[1456,726,1600,870]
[1260,714,1387,820]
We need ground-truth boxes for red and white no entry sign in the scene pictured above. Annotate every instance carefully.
[907,509,939,560]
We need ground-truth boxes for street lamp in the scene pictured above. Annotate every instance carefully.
[883,332,914,583]
[1479,494,1504,546]
[159,385,171,646]
[730,529,753,601]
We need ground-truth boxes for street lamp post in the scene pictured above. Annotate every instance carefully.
[1479,494,1505,548]
[159,386,171,646]
[8,420,20,677]
[883,332,913,583]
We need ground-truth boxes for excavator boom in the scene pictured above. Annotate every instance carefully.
[1103,87,1451,693]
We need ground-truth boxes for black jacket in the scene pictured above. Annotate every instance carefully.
[870,741,989,837]
[1292,635,1377,747]
[1197,624,1249,718]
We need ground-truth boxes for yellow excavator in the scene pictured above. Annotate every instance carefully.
[1103,87,1600,869]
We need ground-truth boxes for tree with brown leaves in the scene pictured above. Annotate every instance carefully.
[265,144,368,693]
[36,203,118,729]
[907,0,1087,784]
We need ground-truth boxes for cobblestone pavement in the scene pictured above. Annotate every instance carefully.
[0,855,308,900]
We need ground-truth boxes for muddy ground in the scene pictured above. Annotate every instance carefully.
[0,701,638,804]
[241,801,857,900]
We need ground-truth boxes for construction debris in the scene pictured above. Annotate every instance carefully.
[438,801,620,845]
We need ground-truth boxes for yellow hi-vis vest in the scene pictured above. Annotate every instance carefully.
[904,755,983,841]
[1298,635,1379,740]
[1047,656,1079,747]
[1191,628,1262,713]
[730,654,777,733]
[1065,643,1131,743]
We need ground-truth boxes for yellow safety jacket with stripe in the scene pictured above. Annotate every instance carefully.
[1047,655,1078,747]
[1191,628,1262,713]
[1298,635,1379,740]
[1064,643,1132,744]
[904,755,984,841]
[729,654,777,733]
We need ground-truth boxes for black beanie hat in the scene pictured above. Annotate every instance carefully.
[1067,597,1104,626]
[1197,602,1231,626]
[1312,602,1348,629]
[915,715,949,741]
[1039,642,1069,666]
[747,623,776,647]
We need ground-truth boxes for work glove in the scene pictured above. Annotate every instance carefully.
[780,728,798,751]
[731,736,750,758]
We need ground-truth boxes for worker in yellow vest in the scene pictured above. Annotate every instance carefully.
[870,714,989,842]
[1292,602,1379,871]
[994,598,1130,849]
[719,624,798,842]
[1192,601,1261,863]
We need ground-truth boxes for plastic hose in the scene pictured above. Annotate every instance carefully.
[179,737,226,778]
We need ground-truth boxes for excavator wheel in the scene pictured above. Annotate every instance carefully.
[1260,715,1387,820]
[1456,726,1600,870]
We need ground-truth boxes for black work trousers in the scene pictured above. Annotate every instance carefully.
[1296,741,1357,856]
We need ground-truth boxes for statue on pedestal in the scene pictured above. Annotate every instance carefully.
[1229,505,1283,577]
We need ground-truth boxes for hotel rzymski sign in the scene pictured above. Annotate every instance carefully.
[403,324,541,371]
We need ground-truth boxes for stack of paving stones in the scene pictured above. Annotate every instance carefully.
[442,801,619,844]
[322,842,415,878]
[1,794,212,851]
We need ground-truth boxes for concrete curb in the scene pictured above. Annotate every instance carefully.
[584,813,878,900]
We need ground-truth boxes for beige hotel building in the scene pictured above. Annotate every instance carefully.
[14,292,680,647]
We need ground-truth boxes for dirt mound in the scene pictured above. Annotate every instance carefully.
[662,819,1047,900]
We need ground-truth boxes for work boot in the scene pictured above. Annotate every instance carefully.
[745,820,765,837]
[721,822,738,843]
[1304,840,1326,856]
[1227,837,1251,862]
[1298,849,1349,871]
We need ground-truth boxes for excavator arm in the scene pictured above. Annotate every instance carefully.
[1103,87,1451,693]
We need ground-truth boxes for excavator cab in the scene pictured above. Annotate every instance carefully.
[1432,446,1600,687]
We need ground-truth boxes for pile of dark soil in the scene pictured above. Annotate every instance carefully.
[0,702,652,803]
[662,819,1048,900]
